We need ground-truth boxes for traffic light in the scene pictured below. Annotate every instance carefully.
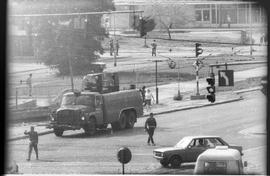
[195,43,203,57]
[140,18,147,37]
[206,76,215,103]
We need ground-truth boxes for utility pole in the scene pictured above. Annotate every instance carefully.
[249,2,253,56]
[153,59,163,104]
[113,13,117,67]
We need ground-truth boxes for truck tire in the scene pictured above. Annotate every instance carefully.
[126,111,136,129]
[111,122,120,131]
[98,124,108,129]
[84,117,96,135]
[54,128,64,137]
[118,112,127,129]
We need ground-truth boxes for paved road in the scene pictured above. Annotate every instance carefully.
[7,91,266,174]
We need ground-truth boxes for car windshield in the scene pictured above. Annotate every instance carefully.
[175,137,191,148]
[61,94,95,107]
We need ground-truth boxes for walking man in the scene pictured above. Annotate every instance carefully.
[139,86,146,106]
[151,40,157,56]
[145,89,155,111]
[109,39,114,56]
[26,73,32,96]
[115,39,120,56]
[24,126,39,161]
[145,113,157,146]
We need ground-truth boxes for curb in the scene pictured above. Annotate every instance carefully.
[234,87,262,94]
[8,96,245,141]
[142,97,243,117]
[8,130,53,142]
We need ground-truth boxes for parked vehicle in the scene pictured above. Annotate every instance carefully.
[47,89,143,136]
[153,136,243,168]
[194,146,247,175]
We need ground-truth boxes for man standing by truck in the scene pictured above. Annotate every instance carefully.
[145,113,157,146]
[24,126,39,161]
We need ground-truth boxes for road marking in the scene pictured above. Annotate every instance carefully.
[220,71,229,86]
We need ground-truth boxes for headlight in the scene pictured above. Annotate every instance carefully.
[51,117,55,121]
[81,116,85,121]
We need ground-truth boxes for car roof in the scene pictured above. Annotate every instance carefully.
[197,148,241,161]
[184,136,221,140]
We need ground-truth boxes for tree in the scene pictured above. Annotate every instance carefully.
[132,15,156,46]
[144,4,195,40]
[32,0,114,75]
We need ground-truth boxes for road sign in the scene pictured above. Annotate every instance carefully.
[117,147,132,164]
[218,70,234,86]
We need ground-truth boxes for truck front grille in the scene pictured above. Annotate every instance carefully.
[57,110,79,124]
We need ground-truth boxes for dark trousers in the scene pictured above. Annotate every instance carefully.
[28,142,38,160]
[147,128,155,144]
[152,49,156,56]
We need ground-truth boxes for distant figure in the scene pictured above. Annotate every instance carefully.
[145,112,157,146]
[145,89,155,111]
[109,39,114,56]
[26,73,32,97]
[151,40,157,56]
[115,40,120,56]
[227,15,231,28]
[139,86,146,106]
[260,33,267,45]
[24,126,39,161]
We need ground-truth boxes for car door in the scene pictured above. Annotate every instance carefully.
[185,138,208,162]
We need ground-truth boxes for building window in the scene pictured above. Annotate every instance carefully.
[195,10,202,21]
[195,9,210,22]
[203,10,210,21]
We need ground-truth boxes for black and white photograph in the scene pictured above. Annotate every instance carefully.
[6,0,268,174]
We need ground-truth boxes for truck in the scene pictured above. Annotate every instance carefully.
[47,89,143,137]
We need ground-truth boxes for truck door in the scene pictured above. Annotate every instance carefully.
[95,95,104,125]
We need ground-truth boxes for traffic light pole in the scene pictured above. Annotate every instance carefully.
[195,60,200,96]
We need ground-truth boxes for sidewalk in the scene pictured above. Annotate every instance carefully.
[8,86,246,141]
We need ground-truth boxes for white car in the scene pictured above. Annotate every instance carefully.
[153,136,243,168]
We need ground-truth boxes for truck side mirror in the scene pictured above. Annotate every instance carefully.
[244,161,248,167]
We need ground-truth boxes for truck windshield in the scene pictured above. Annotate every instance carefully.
[61,94,95,106]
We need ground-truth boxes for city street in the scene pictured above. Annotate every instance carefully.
[7,90,266,174]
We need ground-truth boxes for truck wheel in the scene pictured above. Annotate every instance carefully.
[84,118,96,135]
[126,111,136,129]
[54,128,64,137]
[111,122,120,131]
[119,112,127,129]
[169,156,182,168]
[98,124,108,129]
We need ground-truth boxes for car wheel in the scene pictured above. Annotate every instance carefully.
[160,160,169,167]
[54,128,64,137]
[169,156,182,168]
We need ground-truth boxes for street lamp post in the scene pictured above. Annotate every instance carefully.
[153,59,163,104]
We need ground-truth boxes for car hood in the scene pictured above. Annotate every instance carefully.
[154,147,183,153]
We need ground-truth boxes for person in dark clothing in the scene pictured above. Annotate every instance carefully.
[140,86,146,106]
[145,113,157,146]
[24,126,39,161]
[151,40,157,56]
